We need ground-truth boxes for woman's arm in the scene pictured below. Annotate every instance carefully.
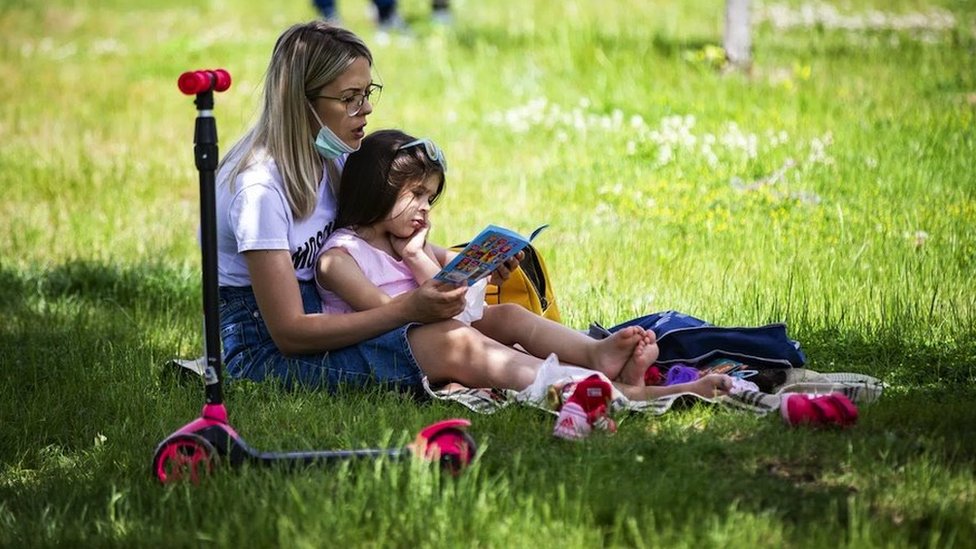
[246,249,467,355]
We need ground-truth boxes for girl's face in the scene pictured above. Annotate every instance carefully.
[381,175,441,238]
[311,57,374,149]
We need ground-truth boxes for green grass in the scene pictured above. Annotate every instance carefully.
[2,0,975,546]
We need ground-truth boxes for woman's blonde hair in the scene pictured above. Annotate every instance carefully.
[219,21,372,219]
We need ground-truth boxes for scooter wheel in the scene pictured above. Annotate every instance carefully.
[424,428,477,476]
[152,433,217,485]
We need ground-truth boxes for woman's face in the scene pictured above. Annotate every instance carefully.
[382,175,440,238]
[311,56,374,149]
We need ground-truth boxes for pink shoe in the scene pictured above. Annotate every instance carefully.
[827,393,859,426]
[780,392,858,428]
[553,402,591,440]
[554,375,616,440]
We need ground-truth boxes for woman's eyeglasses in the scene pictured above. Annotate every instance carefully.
[315,82,383,117]
[398,138,448,173]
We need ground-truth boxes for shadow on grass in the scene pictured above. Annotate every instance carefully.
[2,260,975,546]
[0,260,203,459]
[0,259,198,313]
[477,396,976,546]
[799,324,976,387]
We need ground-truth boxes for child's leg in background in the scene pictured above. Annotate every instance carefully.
[312,0,336,19]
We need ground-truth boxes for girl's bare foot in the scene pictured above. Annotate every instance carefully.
[617,330,659,387]
[588,326,646,381]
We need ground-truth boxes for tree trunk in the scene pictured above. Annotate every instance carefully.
[724,0,752,70]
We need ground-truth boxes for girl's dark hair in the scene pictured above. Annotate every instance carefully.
[336,129,446,229]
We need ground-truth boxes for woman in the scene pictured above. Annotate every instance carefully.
[214,20,732,400]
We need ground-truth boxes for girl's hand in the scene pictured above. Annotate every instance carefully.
[391,222,430,262]
[688,374,733,398]
[488,250,524,286]
[404,279,467,323]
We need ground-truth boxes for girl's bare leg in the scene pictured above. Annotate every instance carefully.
[408,320,731,403]
[407,319,543,390]
[473,304,657,382]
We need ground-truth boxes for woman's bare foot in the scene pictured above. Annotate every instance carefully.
[617,330,659,387]
[587,326,647,381]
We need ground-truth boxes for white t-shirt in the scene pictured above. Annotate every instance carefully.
[215,147,344,286]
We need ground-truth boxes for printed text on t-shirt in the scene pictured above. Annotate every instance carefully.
[292,222,334,270]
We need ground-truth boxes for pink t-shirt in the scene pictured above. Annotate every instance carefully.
[316,228,419,314]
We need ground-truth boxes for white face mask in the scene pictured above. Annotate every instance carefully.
[308,103,358,159]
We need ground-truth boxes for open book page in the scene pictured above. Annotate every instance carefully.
[434,224,547,286]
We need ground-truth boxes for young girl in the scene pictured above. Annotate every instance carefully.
[316,129,661,390]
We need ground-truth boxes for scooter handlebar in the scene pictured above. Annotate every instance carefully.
[178,69,232,95]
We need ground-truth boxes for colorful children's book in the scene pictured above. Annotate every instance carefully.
[435,224,548,286]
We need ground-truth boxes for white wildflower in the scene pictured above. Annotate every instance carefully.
[91,38,126,56]
[756,2,956,34]
[656,144,673,165]
[910,230,929,248]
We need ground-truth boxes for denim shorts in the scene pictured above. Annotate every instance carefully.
[218,281,424,393]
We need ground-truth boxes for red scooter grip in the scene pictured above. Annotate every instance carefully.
[178,69,232,95]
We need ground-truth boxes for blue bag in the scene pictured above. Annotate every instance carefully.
[592,310,806,369]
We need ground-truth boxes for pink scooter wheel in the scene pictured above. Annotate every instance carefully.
[413,419,477,475]
[153,433,217,485]
[425,428,477,475]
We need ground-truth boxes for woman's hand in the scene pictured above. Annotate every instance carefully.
[403,279,468,323]
[488,250,524,286]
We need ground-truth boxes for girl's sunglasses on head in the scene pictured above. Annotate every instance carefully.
[398,138,447,173]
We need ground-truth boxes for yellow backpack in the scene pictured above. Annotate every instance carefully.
[452,241,561,323]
